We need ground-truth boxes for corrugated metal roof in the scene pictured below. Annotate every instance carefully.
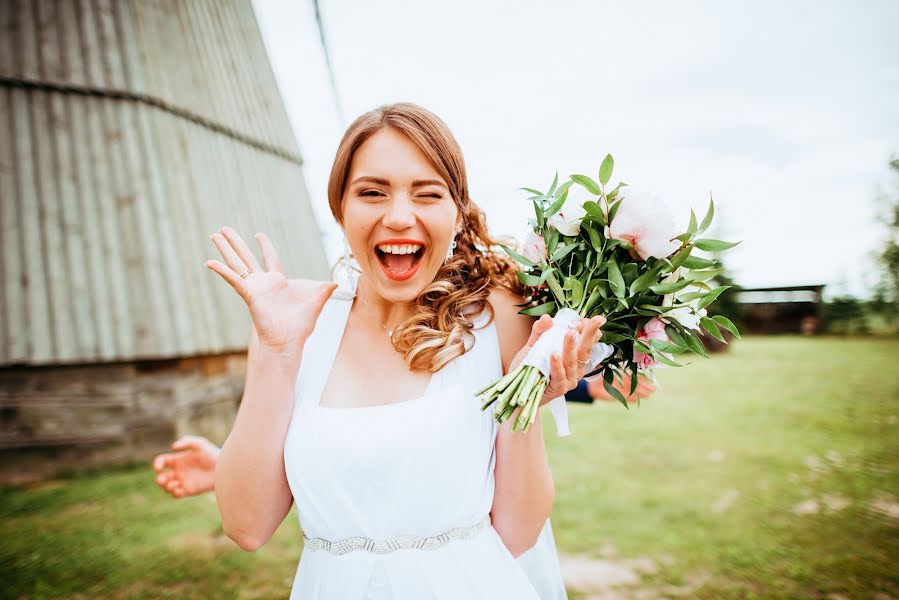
[0,0,330,366]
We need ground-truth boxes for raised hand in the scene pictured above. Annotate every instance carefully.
[204,227,338,354]
[153,436,220,498]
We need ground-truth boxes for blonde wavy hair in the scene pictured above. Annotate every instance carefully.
[328,102,525,372]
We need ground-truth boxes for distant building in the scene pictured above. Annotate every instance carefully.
[0,1,328,483]
[736,285,825,335]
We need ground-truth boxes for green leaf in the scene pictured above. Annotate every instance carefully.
[681,329,709,357]
[649,279,691,294]
[545,187,569,219]
[551,242,579,263]
[696,285,731,311]
[545,271,567,305]
[520,187,544,197]
[532,199,545,229]
[548,171,559,196]
[584,223,603,250]
[687,209,698,235]
[570,278,584,307]
[685,268,724,282]
[668,246,692,270]
[596,331,627,344]
[711,315,742,339]
[665,324,687,348]
[581,288,604,316]
[571,174,601,195]
[582,201,606,223]
[607,261,625,298]
[682,256,717,269]
[629,267,660,295]
[675,231,693,243]
[603,375,629,409]
[648,338,686,354]
[598,154,614,186]
[500,244,536,267]
[700,316,726,342]
[516,271,543,287]
[654,352,685,367]
[520,301,556,316]
[698,196,714,234]
[607,199,622,224]
[693,239,741,252]
[677,291,707,302]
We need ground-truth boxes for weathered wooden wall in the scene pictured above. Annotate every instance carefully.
[0,0,329,366]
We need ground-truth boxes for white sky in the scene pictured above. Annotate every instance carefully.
[252,0,899,298]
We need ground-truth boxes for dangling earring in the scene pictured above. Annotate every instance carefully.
[334,235,358,300]
[444,236,457,265]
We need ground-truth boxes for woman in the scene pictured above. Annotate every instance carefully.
[205,102,605,598]
[153,376,655,599]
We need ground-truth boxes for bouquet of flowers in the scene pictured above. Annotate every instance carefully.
[478,154,741,432]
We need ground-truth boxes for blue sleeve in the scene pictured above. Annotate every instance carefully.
[564,378,593,404]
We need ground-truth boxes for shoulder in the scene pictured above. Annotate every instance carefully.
[487,286,536,373]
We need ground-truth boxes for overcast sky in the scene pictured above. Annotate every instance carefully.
[252,0,899,297]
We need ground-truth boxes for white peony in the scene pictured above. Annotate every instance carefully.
[548,185,590,237]
[607,188,680,260]
[664,305,706,331]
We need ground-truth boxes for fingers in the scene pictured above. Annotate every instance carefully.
[575,316,604,363]
[171,435,207,452]
[309,282,339,316]
[153,454,171,472]
[204,259,248,298]
[562,329,578,376]
[525,314,553,348]
[255,232,283,273]
[549,351,567,394]
[219,226,261,273]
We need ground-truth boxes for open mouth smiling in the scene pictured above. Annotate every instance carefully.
[374,239,427,281]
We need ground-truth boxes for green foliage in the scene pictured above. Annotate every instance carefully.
[510,154,742,381]
[870,156,899,331]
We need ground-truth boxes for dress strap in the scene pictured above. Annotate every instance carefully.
[293,275,355,415]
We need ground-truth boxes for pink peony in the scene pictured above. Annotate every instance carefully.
[633,316,669,370]
[521,230,547,264]
[607,188,680,260]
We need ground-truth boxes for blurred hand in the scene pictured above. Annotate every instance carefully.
[586,373,656,404]
[152,436,220,498]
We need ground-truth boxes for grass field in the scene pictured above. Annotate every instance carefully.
[2,337,897,599]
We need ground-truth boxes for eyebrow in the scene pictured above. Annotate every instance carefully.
[350,176,447,189]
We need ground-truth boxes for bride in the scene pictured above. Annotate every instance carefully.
[204,102,605,598]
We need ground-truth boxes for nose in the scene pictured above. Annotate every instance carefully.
[382,195,416,230]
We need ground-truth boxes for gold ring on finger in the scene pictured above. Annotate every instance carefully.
[239,268,252,279]
[577,356,590,365]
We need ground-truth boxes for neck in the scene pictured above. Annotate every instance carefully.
[355,277,415,333]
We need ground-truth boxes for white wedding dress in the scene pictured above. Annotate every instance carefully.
[282,276,569,599]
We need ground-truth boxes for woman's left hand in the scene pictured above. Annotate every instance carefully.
[509,313,607,407]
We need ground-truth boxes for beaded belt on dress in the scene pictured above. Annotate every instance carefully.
[302,515,491,555]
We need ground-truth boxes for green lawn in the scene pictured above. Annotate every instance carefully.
[2,337,897,599]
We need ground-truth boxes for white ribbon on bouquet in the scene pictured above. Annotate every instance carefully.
[520,308,615,436]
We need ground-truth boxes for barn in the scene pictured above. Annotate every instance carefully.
[0,0,329,483]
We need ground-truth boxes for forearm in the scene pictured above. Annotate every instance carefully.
[215,341,301,550]
[491,410,555,557]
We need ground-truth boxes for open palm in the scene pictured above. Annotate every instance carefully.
[204,227,337,352]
